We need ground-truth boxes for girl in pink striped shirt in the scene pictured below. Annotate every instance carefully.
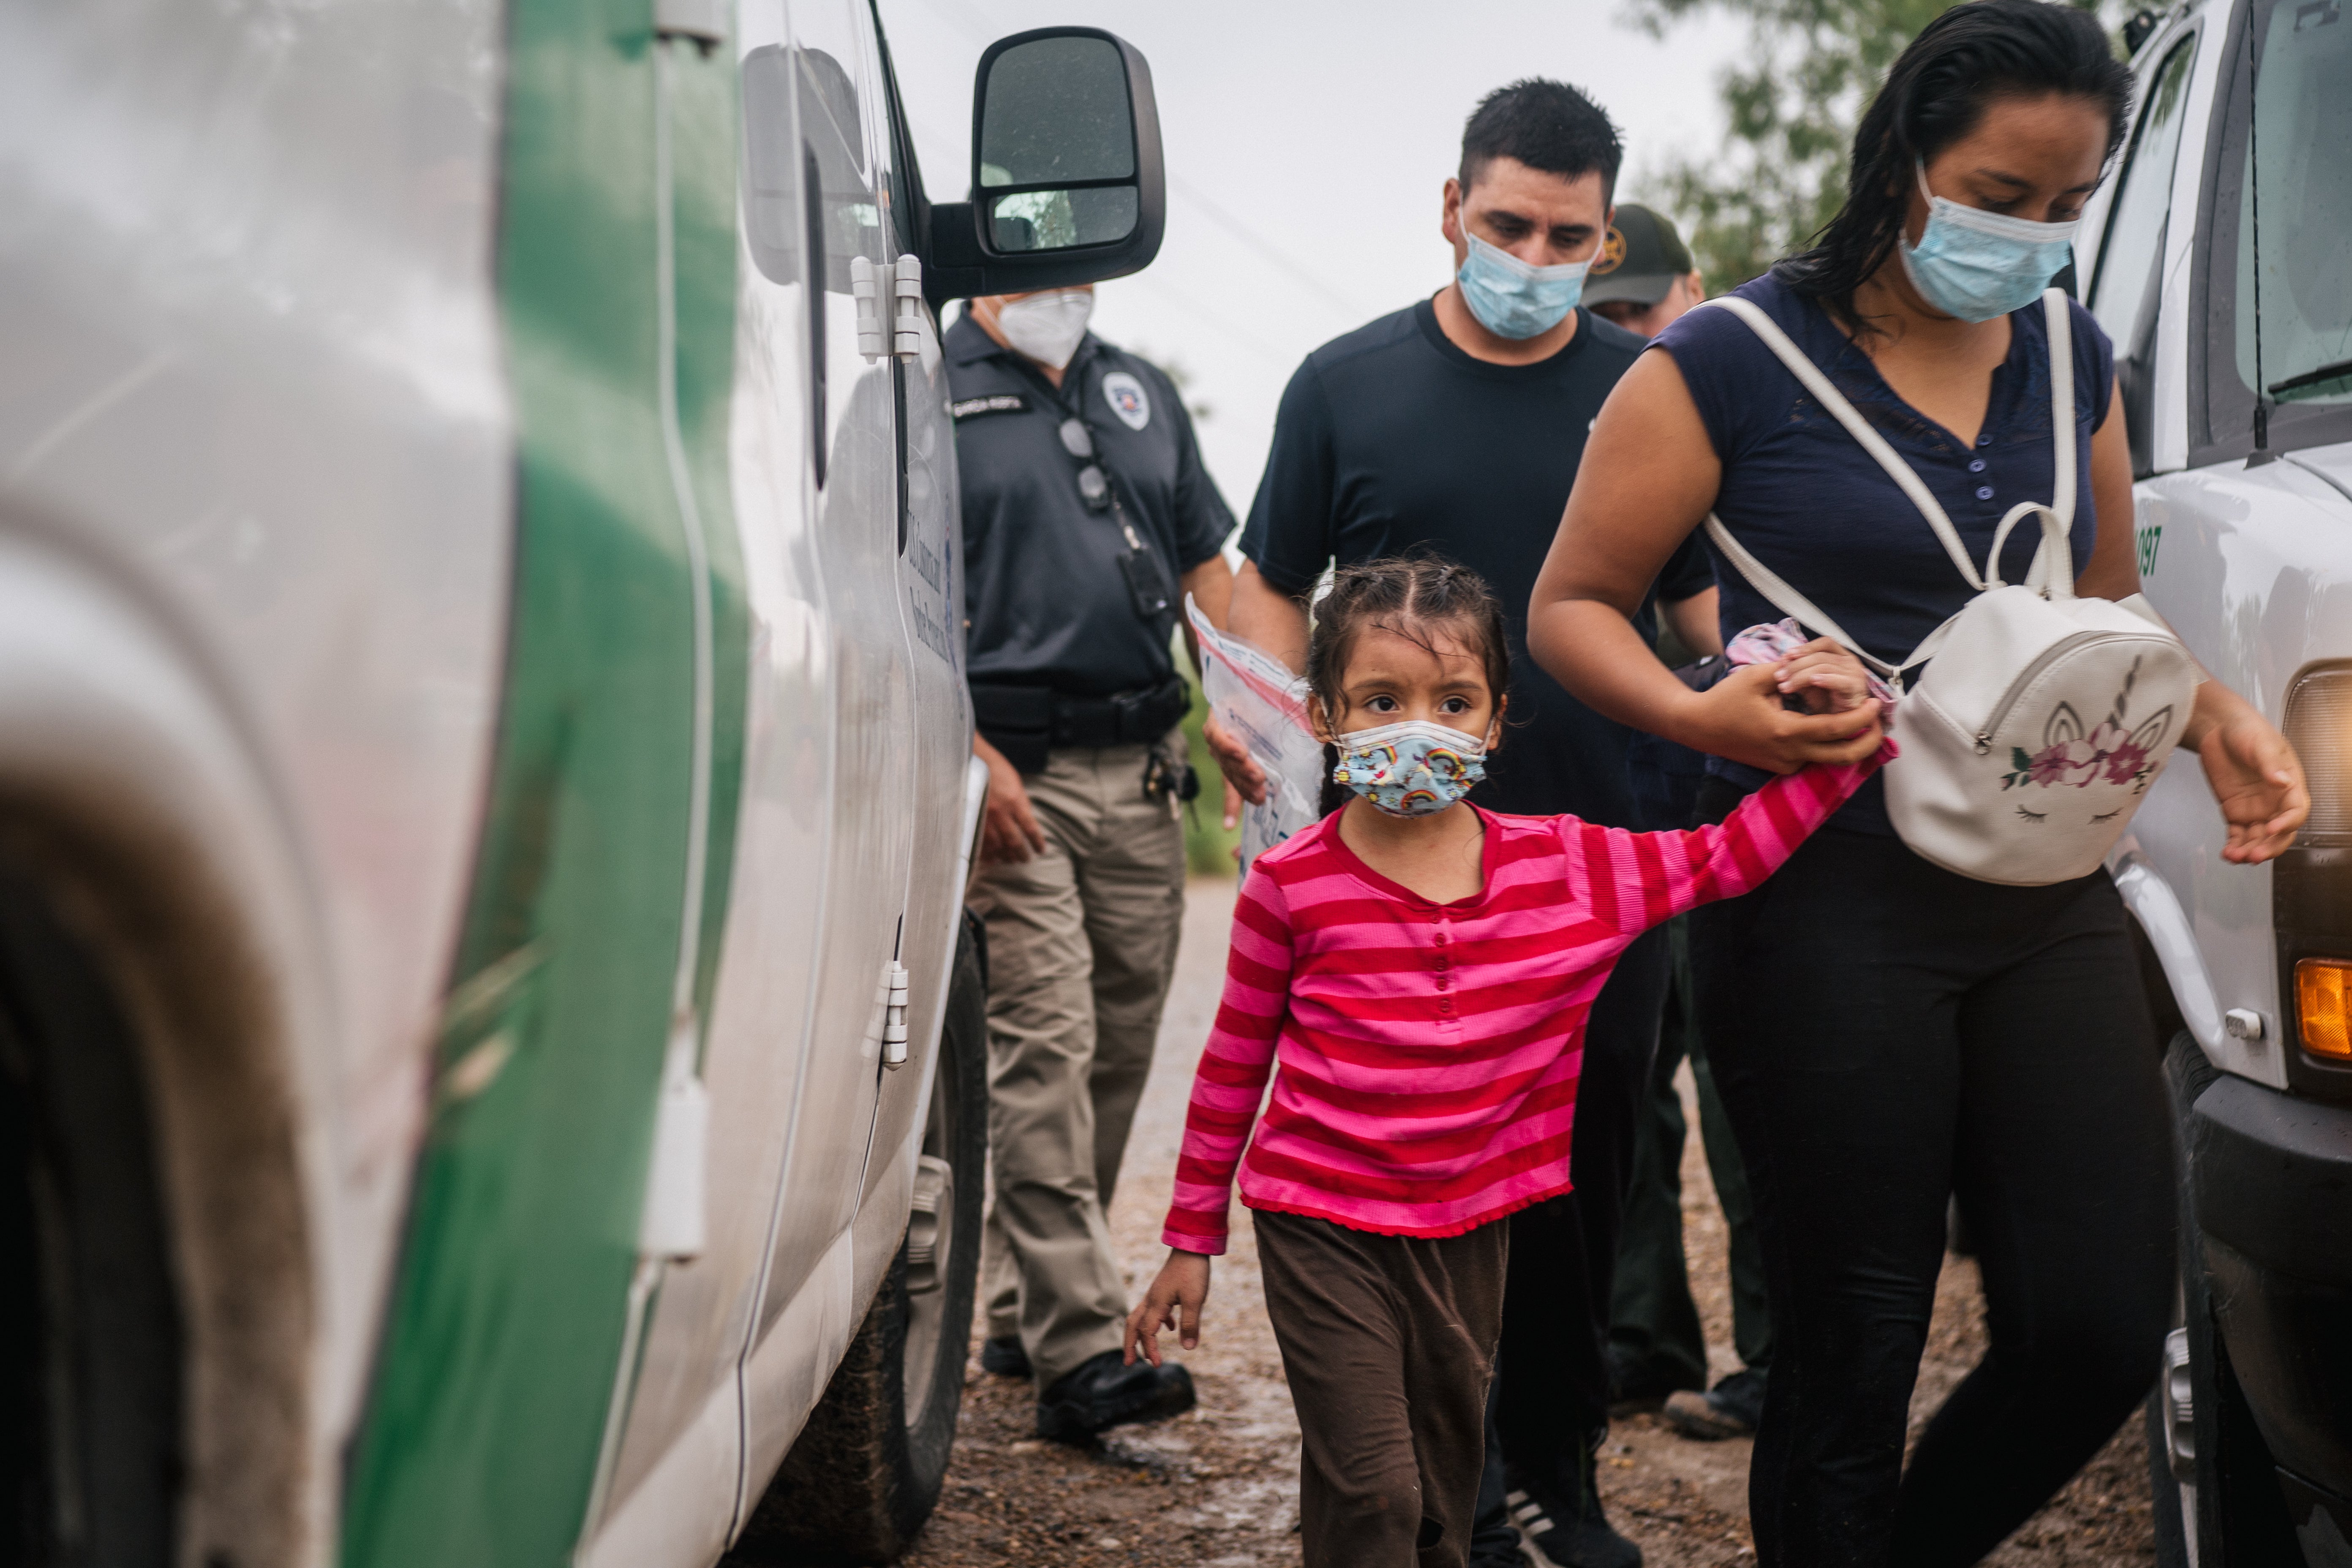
[1123,557,1887,1568]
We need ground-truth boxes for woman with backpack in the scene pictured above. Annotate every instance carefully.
[1525,3,2308,1563]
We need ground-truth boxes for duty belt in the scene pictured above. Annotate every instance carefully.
[971,677,1190,774]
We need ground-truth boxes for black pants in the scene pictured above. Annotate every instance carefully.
[1493,925,1668,1497]
[1690,786,2174,1567]
[1610,917,1772,1387]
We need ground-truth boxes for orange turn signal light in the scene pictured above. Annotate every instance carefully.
[2297,958,2352,1061]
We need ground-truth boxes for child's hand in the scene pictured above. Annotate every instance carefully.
[1124,1249,1211,1367]
[1775,638,1877,719]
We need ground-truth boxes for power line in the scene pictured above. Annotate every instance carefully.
[891,0,1376,323]
[901,103,1294,369]
[1164,173,1377,321]
[1121,273,1297,370]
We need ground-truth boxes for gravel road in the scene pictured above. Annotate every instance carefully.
[904,875,2158,1568]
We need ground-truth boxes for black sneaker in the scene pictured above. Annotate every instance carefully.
[1507,1479,1642,1568]
[978,1334,1030,1377]
[1662,1366,1766,1441]
[1034,1349,1196,1444]
[1468,1465,1525,1568]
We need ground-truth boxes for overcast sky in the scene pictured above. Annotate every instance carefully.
[877,0,1750,522]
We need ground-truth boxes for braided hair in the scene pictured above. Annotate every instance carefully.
[1307,556,1512,817]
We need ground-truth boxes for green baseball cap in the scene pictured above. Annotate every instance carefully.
[1584,203,1696,308]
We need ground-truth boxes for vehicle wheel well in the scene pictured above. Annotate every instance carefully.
[0,794,314,1568]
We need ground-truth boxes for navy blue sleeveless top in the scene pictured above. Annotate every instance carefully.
[1650,272,2115,833]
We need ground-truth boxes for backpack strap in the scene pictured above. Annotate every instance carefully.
[1702,512,1908,680]
[1692,287,2083,682]
[1690,294,1985,591]
[1964,291,2078,595]
[2030,288,2077,597]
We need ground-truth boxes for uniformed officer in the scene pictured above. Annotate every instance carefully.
[950,283,1235,1443]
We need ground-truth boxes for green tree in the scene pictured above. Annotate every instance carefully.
[1634,0,2112,289]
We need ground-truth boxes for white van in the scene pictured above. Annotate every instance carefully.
[0,4,1164,1565]
[2075,0,2352,1557]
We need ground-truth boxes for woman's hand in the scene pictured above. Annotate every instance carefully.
[1772,639,1875,715]
[1124,1249,1211,1367]
[1674,659,1884,774]
[2189,687,2308,864]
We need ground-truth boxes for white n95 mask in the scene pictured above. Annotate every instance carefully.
[995,289,1094,370]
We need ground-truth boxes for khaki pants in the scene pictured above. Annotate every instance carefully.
[970,738,1187,1388]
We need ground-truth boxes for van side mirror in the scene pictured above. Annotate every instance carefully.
[923,27,1164,302]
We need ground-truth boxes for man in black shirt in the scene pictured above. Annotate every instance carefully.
[1214,81,1712,1568]
[953,285,1235,1443]
[1586,204,1776,1451]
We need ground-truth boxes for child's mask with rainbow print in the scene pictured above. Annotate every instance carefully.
[1332,719,1490,817]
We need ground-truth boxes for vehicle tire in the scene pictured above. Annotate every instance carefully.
[2144,1030,2302,1567]
[731,912,988,1566]
[0,867,181,1567]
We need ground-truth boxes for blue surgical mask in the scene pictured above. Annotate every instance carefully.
[1332,719,1490,817]
[1899,161,2079,324]
[1456,227,1592,340]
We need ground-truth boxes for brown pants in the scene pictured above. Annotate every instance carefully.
[1255,1209,1509,1568]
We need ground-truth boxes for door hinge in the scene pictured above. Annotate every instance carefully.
[882,960,911,1067]
[851,254,926,364]
[892,255,924,361]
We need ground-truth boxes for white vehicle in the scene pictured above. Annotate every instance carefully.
[0,4,1164,1565]
[2075,0,2352,1557]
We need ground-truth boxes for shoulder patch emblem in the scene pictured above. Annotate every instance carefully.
[1102,371,1151,431]
[1592,226,1628,276]
[951,393,1029,421]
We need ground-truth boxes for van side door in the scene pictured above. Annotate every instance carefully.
[739,0,920,1466]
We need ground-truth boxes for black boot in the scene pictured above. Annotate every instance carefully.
[1034,1349,1195,1444]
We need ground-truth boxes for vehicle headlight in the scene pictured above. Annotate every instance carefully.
[2279,667,2352,1084]
[2284,665,2352,845]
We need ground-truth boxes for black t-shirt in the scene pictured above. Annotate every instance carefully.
[949,316,1235,697]
[1238,299,1710,826]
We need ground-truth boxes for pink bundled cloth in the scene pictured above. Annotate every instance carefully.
[1725,618,1899,710]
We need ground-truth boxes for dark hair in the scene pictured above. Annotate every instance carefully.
[1308,557,1512,816]
[1776,0,2133,332]
[1459,78,1623,201]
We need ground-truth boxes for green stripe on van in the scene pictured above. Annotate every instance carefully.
[668,38,749,1021]
[340,2,745,1562]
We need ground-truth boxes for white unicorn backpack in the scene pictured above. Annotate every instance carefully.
[1696,288,2198,887]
